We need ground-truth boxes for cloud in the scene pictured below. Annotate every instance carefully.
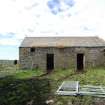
[64,0,75,7]
[47,0,61,14]
[0,32,15,38]
[0,38,21,46]
[0,0,105,59]
[0,0,35,37]
[0,32,22,46]
[47,0,75,14]
[0,0,105,45]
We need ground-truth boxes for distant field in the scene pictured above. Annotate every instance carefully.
[0,60,105,105]
[0,60,14,65]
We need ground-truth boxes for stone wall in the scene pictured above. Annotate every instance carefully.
[19,47,105,70]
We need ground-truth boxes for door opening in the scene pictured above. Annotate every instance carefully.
[47,54,54,71]
[77,54,84,71]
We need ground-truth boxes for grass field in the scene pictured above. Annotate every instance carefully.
[43,67,105,104]
[0,61,105,105]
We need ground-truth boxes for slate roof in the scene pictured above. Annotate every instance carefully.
[20,37,105,47]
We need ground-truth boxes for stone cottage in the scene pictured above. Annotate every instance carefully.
[19,37,105,71]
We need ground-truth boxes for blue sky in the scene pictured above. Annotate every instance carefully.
[0,46,18,60]
[0,0,105,59]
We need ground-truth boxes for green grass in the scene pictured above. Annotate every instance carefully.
[46,67,105,84]
[1,63,105,105]
[66,67,105,85]
[14,69,44,79]
[46,68,74,81]
[44,67,105,105]
[0,64,44,78]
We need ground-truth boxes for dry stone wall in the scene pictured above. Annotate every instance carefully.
[19,47,105,70]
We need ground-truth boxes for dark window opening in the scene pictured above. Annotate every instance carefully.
[103,49,105,52]
[47,54,54,72]
[77,53,84,71]
[14,60,18,65]
[30,47,35,52]
[103,49,105,56]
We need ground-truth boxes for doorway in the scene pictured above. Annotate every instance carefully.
[47,54,54,71]
[77,54,84,71]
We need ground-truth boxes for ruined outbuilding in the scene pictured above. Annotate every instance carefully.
[19,37,105,71]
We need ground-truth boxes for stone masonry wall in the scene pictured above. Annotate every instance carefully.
[19,47,105,70]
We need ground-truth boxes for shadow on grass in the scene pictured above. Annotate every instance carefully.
[0,75,52,105]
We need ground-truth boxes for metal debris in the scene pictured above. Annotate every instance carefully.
[56,81,105,97]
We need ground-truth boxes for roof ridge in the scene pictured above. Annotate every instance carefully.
[25,36,98,38]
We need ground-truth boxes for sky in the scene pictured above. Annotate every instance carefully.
[0,0,105,60]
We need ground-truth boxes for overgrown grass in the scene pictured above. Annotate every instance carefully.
[0,76,51,105]
[46,67,105,84]
[1,62,105,105]
[0,69,44,78]
[45,67,105,105]
[66,67,105,85]
[13,69,43,79]
[0,64,44,78]
[46,68,74,81]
